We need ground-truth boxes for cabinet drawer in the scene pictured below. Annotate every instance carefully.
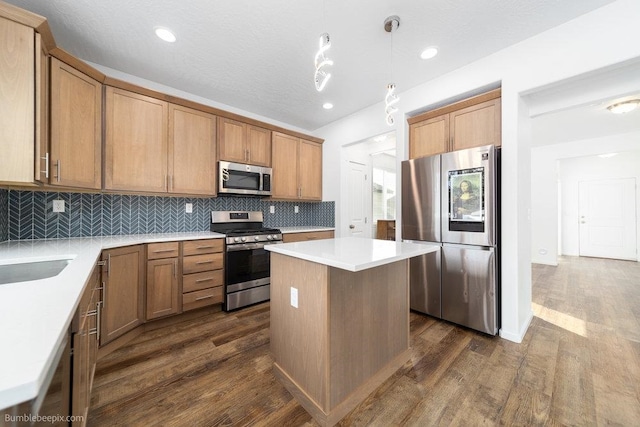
[183,253,223,274]
[183,270,224,293]
[183,286,223,311]
[147,242,179,259]
[282,230,334,243]
[183,239,223,256]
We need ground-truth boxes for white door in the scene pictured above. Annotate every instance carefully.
[579,178,637,260]
[347,161,368,237]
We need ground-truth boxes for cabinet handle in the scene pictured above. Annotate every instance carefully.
[86,310,97,317]
[89,329,98,335]
[245,149,249,162]
[195,294,214,301]
[195,260,214,265]
[55,160,61,182]
[96,301,101,342]
[196,245,214,249]
[173,259,177,278]
[195,277,214,283]
[41,152,49,179]
[153,249,176,253]
[107,254,111,277]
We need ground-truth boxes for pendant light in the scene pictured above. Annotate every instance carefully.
[384,16,400,126]
[314,32,333,91]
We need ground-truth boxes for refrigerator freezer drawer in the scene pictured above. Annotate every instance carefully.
[441,244,498,335]
[409,245,441,318]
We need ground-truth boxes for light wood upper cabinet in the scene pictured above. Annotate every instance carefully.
[246,124,271,166]
[450,98,501,151]
[299,139,322,200]
[104,87,168,192]
[50,57,102,189]
[409,115,449,159]
[218,117,271,166]
[408,89,501,158]
[271,132,322,201]
[271,132,300,200]
[169,104,217,195]
[0,17,38,184]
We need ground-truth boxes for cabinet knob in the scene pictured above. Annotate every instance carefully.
[349,224,355,229]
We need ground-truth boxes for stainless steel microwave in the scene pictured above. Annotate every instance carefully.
[218,161,272,196]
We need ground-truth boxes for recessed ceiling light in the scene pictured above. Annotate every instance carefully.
[155,27,176,43]
[323,102,334,110]
[607,99,639,114]
[419,46,438,60]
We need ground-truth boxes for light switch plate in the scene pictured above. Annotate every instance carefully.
[270,205,275,214]
[185,203,193,213]
[294,205,299,214]
[290,287,298,308]
[53,200,65,213]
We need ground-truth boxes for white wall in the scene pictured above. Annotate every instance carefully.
[314,0,640,343]
[531,132,640,264]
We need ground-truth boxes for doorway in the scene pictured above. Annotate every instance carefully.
[340,132,396,238]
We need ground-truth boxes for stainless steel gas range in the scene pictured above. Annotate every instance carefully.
[210,211,282,311]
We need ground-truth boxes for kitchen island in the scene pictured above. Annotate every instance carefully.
[265,237,438,426]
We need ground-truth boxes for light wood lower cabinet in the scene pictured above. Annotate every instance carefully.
[72,265,100,426]
[146,242,180,320]
[182,239,224,311]
[100,245,145,346]
[282,230,334,243]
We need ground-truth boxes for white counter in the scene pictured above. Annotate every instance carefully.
[265,237,439,272]
[278,226,335,234]
[0,232,223,410]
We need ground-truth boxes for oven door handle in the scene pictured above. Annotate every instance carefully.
[226,241,282,252]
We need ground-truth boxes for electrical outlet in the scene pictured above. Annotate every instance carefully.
[290,287,298,308]
[269,205,275,214]
[52,200,65,213]
[294,205,299,214]
[185,203,193,213]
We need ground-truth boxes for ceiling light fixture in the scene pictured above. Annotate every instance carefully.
[314,33,333,91]
[384,15,400,126]
[607,99,639,114]
[322,102,334,110]
[155,27,176,43]
[420,46,438,60]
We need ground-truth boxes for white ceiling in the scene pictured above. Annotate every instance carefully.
[6,0,617,131]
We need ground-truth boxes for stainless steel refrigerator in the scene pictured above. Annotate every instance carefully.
[401,145,500,335]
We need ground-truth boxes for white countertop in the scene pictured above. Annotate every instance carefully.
[265,237,439,272]
[0,232,224,410]
[278,226,335,233]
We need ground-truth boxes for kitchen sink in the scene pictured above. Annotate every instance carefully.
[0,257,74,285]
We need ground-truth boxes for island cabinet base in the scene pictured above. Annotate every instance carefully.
[270,253,410,427]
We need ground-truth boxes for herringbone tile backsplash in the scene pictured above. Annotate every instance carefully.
[2,190,334,241]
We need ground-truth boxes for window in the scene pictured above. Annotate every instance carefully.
[372,167,396,222]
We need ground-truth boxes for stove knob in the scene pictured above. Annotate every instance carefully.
[234,237,241,243]
[241,237,247,242]
[254,236,260,241]
[266,235,272,240]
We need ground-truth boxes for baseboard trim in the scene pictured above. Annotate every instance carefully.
[499,310,533,343]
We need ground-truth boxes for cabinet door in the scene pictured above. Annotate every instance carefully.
[169,104,216,195]
[100,245,144,345]
[217,117,247,163]
[35,33,48,183]
[0,17,35,184]
[271,132,299,199]
[298,139,322,200]
[450,98,501,151]
[50,58,102,189]
[409,115,449,159]
[105,87,168,192]
[146,258,179,320]
[247,125,271,166]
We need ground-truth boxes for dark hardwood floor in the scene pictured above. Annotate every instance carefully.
[88,256,640,426]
